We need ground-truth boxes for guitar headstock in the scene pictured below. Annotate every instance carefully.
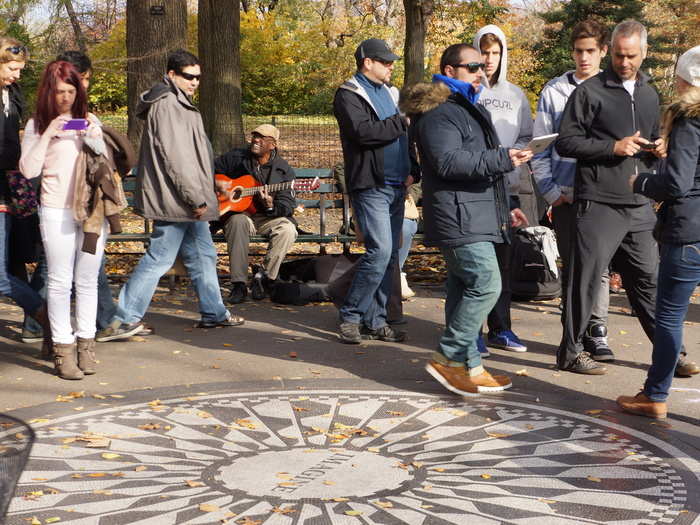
[292,177,321,192]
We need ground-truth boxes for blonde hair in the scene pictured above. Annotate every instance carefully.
[0,36,28,64]
[661,85,700,140]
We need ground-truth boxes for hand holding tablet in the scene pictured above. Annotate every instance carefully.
[524,133,559,154]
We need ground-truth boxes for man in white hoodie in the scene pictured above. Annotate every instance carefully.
[473,25,533,355]
[531,20,614,367]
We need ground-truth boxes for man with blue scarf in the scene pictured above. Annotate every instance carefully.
[333,38,416,344]
[400,43,531,395]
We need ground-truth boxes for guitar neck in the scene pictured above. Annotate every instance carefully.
[242,181,295,197]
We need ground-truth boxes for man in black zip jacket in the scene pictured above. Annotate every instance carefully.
[401,43,531,396]
[333,38,416,344]
[555,20,665,374]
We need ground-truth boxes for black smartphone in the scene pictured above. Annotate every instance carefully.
[639,141,656,151]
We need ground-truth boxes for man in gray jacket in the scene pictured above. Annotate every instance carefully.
[100,49,243,340]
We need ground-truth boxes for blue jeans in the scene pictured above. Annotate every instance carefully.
[340,186,405,330]
[644,242,700,402]
[399,218,418,270]
[115,220,228,324]
[0,213,42,315]
[439,242,501,368]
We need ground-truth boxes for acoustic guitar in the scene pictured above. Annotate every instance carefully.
[215,174,320,215]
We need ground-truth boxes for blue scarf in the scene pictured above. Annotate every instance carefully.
[432,74,482,105]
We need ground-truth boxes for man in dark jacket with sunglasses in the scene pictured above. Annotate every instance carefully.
[401,43,531,396]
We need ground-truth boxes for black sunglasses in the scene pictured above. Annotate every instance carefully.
[453,62,485,73]
[6,46,27,55]
[178,71,201,81]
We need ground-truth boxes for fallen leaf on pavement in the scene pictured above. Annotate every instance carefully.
[199,503,220,512]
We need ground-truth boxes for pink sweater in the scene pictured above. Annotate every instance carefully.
[20,114,101,209]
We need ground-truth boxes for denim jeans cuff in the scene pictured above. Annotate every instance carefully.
[467,365,485,377]
[431,352,464,368]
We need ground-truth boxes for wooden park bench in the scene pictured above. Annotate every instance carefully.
[110,168,355,254]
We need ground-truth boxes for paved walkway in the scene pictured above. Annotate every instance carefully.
[1,283,699,524]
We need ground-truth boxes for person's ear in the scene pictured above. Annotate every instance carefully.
[167,70,176,80]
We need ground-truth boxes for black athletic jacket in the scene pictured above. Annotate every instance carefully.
[556,66,660,205]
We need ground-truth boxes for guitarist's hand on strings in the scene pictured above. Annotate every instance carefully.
[259,187,274,211]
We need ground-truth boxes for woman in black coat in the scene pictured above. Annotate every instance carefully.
[0,38,49,337]
[618,45,700,419]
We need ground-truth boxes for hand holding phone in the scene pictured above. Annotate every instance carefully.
[62,118,89,131]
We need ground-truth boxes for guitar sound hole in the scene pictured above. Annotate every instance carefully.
[231,187,243,201]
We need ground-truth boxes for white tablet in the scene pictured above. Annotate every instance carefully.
[526,133,559,154]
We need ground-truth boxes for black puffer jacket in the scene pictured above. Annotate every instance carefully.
[556,66,660,205]
[0,83,24,206]
[400,82,514,248]
[634,99,700,244]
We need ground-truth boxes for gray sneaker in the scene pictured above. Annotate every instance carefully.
[338,322,361,344]
[21,328,44,344]
[95,320,144,343]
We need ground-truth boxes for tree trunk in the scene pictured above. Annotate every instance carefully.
[198,0,245,155]
[403,0,434,87]
[126,0,187,146]
[63,0,87,52]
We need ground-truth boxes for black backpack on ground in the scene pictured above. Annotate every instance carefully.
[510,227,561,301]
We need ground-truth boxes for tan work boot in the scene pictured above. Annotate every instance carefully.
[426,360,512,396]
[77,337,97,375]
[616,392,667,419]
[53,342,84,380]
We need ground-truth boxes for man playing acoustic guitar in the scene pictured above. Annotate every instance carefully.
[214,124,298,304]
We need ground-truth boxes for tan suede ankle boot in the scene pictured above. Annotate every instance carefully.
[77,337,97,375]
[53,342,84,380]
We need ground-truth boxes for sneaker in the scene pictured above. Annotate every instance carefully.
[339,321,361,344]
[95,321,144,343]
[582,324,614,362]
[675,356,700,377]
[227,282,247,305]
[560,352,607,375]
[197,312,245,328]
[617,392,667,419]
[487,330,527,352]
[362,325,406,342]
[21,328,44,344]
[425,361,511,396]
[137,323,154,337]
[477,335,490,358]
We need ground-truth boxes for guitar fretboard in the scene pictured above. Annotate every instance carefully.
[239,181,297,196]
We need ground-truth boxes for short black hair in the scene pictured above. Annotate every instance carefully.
[439,43,477,75]
[167,49,199,74]
[56,50,92,74]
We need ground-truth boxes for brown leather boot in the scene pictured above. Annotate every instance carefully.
[77,337,97,375]
[53,342,84,380]
[616,392,667,419]
[33,303,54,361]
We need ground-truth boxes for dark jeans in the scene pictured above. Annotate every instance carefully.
[340,187,404,330]
[644,242,700,402]
[486,239,511,335]
[552,202,609,327]
[558,201,658,368]
[0,212,42,315]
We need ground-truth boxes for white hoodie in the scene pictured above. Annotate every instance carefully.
[473,25,533,193]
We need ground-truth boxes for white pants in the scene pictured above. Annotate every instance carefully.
[39,207,106,344]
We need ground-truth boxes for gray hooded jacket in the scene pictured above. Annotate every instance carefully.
[134,76,218,222]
